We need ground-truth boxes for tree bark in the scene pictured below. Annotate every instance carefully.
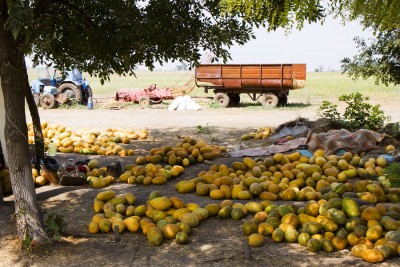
[0,138,3,204]
[0,9,48,243]
[23,60,45,170]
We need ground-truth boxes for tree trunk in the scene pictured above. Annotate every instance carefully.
[0,138,3,204]
[23,60,45,170]
[0,16,48,243]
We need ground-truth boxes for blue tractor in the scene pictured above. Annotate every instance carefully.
[31,68,92,109]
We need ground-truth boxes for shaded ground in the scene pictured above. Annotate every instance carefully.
[2,106,400,267]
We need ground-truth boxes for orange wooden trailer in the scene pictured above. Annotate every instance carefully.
[195,64,306,107]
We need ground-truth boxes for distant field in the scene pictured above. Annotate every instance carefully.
[27,69,400,106]
[292,72,400,105]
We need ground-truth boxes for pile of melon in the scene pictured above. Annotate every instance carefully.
[89,189,400,263]
[27,122,147,156]
[2,166,51,191]
[117,164,184,186]
[84,143,400,263]
[241,126,275,140]
[84,133,226,188]
[175,151,399,204]
[89,190,215,246]
[87,163,185,188]
[31,167,49,186]
[114,137,225,187]
[134,136,226,167]
[235,199,400,263]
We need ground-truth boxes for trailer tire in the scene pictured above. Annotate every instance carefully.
[40,93,56,109]
[213,93,230,107]
[228,93,240,106]
[139,97,150,107]
[260,93,279,108]
[57,83,82,104]
[278,94,288,107]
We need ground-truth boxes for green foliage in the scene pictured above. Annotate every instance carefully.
[196,125,211,134]
[21,233,34,252]
[5,1,255,81]
[208,100,221,109]
[44,212,67,241]
[336,1,400,86]
[383,122,400,139]
[331,0,400,32]
[318,100,340,121]
[219,0,325,31]
[341,30,400,86]
[310,1,400,86]
[383,162,400,187]
[317,92,390,131]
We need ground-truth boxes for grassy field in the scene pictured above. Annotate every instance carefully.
[293,72,400,104]
[27,69,400,106]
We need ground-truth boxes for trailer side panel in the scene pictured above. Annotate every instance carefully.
[195,64,306,91]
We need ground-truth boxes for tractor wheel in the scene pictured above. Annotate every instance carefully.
[139,97,150,107]
[227,93,240,106]
[278,94,288,107]
[57,83,82,103]
[33,93,40,107]
[260,93,279,108]
[213,93,230,107]
[40,93,56,109]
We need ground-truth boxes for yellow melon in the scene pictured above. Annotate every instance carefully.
[88,222,99,234]
[124,217,140,232]
[360,249,385,263]
[147,227,164,246]
[161,224,180,239]
[248,233,265,247]
[149,196,172,211]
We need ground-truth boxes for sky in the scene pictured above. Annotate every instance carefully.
[226,16,373,72]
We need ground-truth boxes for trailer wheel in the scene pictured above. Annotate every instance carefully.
[40,93,56,109]
[260,93,279,108]
[57,83,82,103]
[213,93,230,107]
[139,97,150,107]
[278,94,288,107]
[228,93,240,106]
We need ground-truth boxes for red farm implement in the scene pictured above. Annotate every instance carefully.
[114,53,215,107]
[114,84,175,107]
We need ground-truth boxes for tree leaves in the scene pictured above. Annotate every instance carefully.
[341,29,400,85]
[331,0,400,32]
[219,0,326,31]
[8,0,256,80]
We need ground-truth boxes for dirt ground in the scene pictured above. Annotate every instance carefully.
[1,103,400,267]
